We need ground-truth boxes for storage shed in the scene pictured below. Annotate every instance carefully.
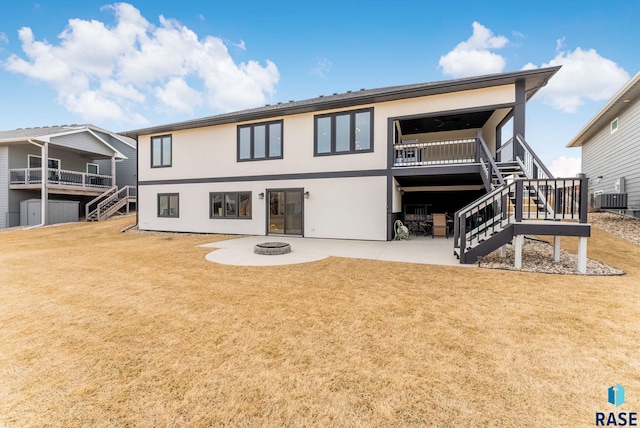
[20,199,80,226]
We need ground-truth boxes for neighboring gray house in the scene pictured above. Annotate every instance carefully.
[0,124,137,228]
[567,71,640,217]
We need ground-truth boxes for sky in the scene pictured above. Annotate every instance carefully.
[1,1,639,176]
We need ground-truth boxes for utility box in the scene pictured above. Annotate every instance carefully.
[20,199,80,226]
[594,193,628,210]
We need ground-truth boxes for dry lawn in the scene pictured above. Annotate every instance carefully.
[0,217,639,427]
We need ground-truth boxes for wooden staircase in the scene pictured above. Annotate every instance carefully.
[86,186,136,222]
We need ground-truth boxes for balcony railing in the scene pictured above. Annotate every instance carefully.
[9,168,113,189]
[393,138,477,167]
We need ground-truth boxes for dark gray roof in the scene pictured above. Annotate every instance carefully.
[121,66,561,139]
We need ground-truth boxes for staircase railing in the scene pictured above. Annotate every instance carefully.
[454,177,588,263]
[86,186,117,219]
[515,134,553,180]
[454,183,515,261]
[477,133,505,191]
[499,134,553,180]
[85,186,135,221]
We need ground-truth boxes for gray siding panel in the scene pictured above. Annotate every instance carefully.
[94,134,137,188]
[0,146,8,228]
[51,132,114,157]
[582,97,640,210]
[9,143,107,174]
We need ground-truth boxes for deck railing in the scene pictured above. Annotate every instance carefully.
[393,138,477,167]
[453,177,588,263]
[9,168,113,189]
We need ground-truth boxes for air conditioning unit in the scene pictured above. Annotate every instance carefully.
[594,193,628,210]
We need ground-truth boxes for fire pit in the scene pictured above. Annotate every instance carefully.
[254,242,291,255]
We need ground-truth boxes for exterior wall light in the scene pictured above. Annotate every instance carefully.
[258,192,265,199]
[304,191,310,199]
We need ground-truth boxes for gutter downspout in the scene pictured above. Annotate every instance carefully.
[26,139,48,228]
[134,135,138,228]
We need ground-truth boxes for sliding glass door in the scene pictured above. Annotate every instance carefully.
[267,189,303,236]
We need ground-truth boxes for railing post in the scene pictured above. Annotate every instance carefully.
[474,138,480,163]
[453,213,460,247]
[579,174,588,223]
[459,214,467,264]
[555,184,563,219]
[515,180,524,222]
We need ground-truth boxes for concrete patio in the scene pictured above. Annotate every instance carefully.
[201,235,471,267]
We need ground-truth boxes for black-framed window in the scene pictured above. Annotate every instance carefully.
[210,192,252,219]
[314,108,373,156]
[151,135,172,167]
[237,121,283,161]
[158,193,179,217]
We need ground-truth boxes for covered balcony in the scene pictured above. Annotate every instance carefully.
[9,167,113,196]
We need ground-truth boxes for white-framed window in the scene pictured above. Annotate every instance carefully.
[87,163,99,174]
[28,154,60,169]
[610,117,619,134]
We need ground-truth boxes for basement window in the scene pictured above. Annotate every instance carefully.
[158,193,179,217]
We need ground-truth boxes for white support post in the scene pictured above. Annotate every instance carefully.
[553,236,561,263]
[42,141,48,225]
[577,237,588,274]
[500,244,507,258]
[514,235,524,269]
[111,156,116,188]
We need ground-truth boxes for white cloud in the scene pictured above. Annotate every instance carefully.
[548,156,581,178]
[4,3,279,124]
[523,46,629,113]
[439,22,509,78]
[154,77,202,113]
[310,57,332,78]
[0,32,8,44]
[234,40,246,51]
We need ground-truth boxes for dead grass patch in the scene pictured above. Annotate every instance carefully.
[0,217,639,426]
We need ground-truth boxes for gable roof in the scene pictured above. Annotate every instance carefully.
[121,67,561,139]
[0,124,136,149]
[567,71,640,148]
[0,124,137,160]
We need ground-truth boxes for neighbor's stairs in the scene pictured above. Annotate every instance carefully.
[86,186,136,222]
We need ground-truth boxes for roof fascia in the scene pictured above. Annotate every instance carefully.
[567,71,640,148]
[88,125,136,149]
[86,129,127,159]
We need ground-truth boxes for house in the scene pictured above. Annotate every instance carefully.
[0,124,137,228]
[567,71,640,218]
[124,67,590,270]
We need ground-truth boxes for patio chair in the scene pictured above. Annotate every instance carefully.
[432,213,448,238]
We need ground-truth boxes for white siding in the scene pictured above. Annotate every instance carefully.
[582,97,640,209]
[138,85,515,183]
[137,84,516,238]
[139,176,387,240]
